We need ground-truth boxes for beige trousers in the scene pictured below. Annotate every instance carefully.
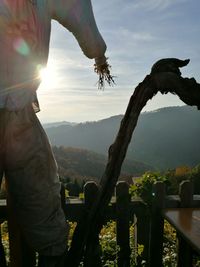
[0,105,68,256]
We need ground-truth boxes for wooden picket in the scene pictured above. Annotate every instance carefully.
[1,180,200,266]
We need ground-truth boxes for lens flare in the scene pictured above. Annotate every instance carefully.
[38,66,59,89]
[13,37,30,56]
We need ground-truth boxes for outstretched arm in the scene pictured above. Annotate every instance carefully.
[48,0,106,60]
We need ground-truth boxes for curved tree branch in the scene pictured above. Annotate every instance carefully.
[67,58,200,266]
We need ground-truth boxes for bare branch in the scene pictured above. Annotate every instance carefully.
[67,58,200,266]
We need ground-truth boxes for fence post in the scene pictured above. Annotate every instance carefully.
[177,180,193,267]
[135,204,150,265]
[60,183,67,215]
[149,181,165,267]
[83,182,102,267]
[116,181,130,267]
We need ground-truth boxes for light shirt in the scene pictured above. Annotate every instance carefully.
[0,0,106,112]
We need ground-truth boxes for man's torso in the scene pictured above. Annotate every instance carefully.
[0,0,51,110]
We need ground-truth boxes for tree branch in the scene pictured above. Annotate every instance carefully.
[67,58,200,266]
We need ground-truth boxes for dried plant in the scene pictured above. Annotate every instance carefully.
[94,59,115,89]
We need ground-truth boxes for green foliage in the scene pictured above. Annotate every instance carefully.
[164,164,200,194]
[2,164,200,266]
[129,172,167,207]
[190,164,200,194]
[163,221,177,266]
[65,189,69,198]
[1,222,9,264]
[67,221,139,266]
[129,172,179,266]
[130,164,200,200]
[100,221,118,266]
[79,192,84,200]
[129,172,177,265]
[163,220,200,266]
[99,221,143,266]
[129,169,200,266]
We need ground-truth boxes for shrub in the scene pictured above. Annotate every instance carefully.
[129,172,167,207]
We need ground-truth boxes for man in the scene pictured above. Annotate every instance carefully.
[0,0,108,266]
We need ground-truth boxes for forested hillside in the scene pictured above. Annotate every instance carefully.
[53,146,153,184]
[46,106,200,169]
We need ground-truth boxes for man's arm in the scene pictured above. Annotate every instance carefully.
[47,0,107,61]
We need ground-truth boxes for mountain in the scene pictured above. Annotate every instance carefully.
[46,115,121,155]
[43,121,77,129]
[53,146,152,182]
[45,105,200,170]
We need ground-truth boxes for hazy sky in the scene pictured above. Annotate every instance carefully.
[37,0,200,123]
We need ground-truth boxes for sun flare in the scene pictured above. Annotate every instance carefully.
[39,65,59,89]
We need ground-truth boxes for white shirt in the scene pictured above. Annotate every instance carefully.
[0,0,106,111]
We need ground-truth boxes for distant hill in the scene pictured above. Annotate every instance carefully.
[43,121,77,129]
[46,106,200,170]
[53,146,152,182]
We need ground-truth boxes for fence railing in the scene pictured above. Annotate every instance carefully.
[0,180,200,267]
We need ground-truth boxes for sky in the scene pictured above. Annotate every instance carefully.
[37,0,200,123]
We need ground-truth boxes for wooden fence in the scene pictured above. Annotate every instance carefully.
[0,180,200,267]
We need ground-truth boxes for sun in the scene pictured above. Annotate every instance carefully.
[39,68,49,81]
[39,65,59,89]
